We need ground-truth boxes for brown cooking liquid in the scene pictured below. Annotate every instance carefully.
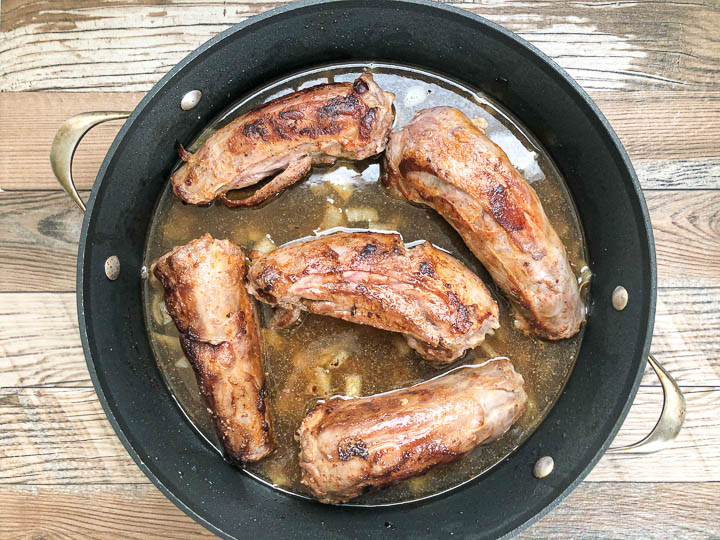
[142,63,590,505]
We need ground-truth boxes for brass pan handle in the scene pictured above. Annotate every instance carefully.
[50,112,131,212]
[608,355,686,454]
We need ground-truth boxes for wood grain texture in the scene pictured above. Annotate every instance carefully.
[0,482,717,539]
[3,288,718,389]
[634,158,720,190]
[647,287,720,387]
[647,190,720,288]
[0,293,83,388]
[2,190,718,293]
[0,485,215,539]
[1,1,719,92]
[2,0,718,536]
[0,93,143,192]
[0,383,717,485]
[518,482,720,539]
[0,192,82,293]
[2,91,719,191]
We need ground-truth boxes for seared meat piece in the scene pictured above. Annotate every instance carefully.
[246,231,499,365]
[298,358,527,504]
[152,234,274,464]
[171,73,395,207]
[382,107,585,339]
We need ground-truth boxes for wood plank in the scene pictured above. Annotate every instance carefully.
[595,91,720,162]
[0,384,717,486]
[646,287,720,386]
[1,91,719,191]
[0,482,717,539]
[646,191,720,288]
[0,485,214,539]
[0,293,85,389]
[0,93,143,192]
[1,1,718,92]
[2,190,718,293]
[0,388,148,485]
[0,192,82,293]
[634,158,720,190]
[519,482,720,539]
[1,288,718,389]
[1,285,719,484]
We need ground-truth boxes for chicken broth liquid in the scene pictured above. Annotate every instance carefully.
[143,63,590,505]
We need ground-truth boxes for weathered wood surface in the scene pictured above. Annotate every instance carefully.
[0,482,717,539]
[2,287,718,389]
[2,0,719,538]
[1,482,716,539]
[2,189,718,292]
[0,383,717,485]
[2,92,719,191]
[0,93,143,192]
[1,1,719,92]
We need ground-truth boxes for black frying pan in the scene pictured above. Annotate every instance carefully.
[50,1,685,537]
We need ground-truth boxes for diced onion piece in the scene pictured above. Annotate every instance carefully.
[307,367,332,397]
[330,181,354,202]
[309,181,331,197]
[244,228,265,242]
[320,204,346,229]
[253,236,276,254]
[479,341,498,359]
[346,206,379,223]
[151,333,187,368]
[368,222,396,232]
[174,357,190,369]
[344,374,362,397]
[152,295,172,327]
[324,350,349,369]
[265,463,289,487]
[393,335,411,354]
[407,474,429,495]
[471,116,489,131]
[262,328,286,349]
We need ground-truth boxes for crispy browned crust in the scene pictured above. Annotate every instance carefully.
[297,359,527,503]
[246,231,499,365]
[382,106,585,339]
[171,73,395,206]
[152,234,274,463]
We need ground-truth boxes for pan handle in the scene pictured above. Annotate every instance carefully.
[607,355,686,454]
[50,111,131,212]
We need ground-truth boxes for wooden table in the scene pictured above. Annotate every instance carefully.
[1,1,718,537]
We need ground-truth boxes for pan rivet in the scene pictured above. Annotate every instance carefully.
[534,456,554,478]
[140,265,148,280]
[612,286,628,311]
[105,256,120,281]
[181,90,202,111]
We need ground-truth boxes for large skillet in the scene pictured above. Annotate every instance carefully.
[50,0,685,537]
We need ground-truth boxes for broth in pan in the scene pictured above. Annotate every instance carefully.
[142,63,590,505]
